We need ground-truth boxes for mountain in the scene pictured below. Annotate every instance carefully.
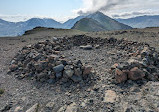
[63,16,85,29]
[72,18,106,32]
[72,12,132,32]
[22,18,63,33]
[87,11,132,30]
[116,15,159,28]
[0,18,63,37]
[2,12,159,37]
[0,19,23,37]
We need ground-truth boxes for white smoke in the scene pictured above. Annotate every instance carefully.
[73,0,159,18]
[75,0,128,15]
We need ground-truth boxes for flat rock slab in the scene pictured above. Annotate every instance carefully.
[80,45,93,50]
[104,90,117,103]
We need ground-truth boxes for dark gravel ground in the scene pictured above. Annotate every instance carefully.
[0,28,159,112]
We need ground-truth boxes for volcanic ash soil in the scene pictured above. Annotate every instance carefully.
[1,35,159,112]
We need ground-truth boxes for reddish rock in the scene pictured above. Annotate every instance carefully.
[111,63,119,70]
[132,50,140,57]
[115,68,127,83]
[83,66,92,75]
[128,67,145,80]
[9,64,18,71]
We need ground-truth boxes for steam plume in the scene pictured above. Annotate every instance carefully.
[76,0,127,15]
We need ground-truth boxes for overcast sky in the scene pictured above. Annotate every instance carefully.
[0,0,159,22]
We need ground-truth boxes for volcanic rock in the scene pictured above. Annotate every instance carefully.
[53,64,64,73]
[83,66,92,76]
[115,68,128,83]
[128,67,145,80]
[71,75,82,82]
[9,39,92,84]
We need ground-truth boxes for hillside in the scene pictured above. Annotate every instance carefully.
[72,18,106,32]
[87,12,132,30]
[72,12,132,32]
[116,15,159,28]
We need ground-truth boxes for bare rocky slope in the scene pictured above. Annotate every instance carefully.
[0,28,159,112]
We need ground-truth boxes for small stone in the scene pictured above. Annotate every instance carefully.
[83,66,92,75]
[71,75,82,82]
[1,103,12,112]
[53,37,58,41]
[80,45,93,50]
[26,103,39,112]
[65,102,77,112]
[141,47,149,57]
[60,59,68,66]
[54,51,60,54]
[11,60,16,65]
[55,72,62,79]
[95,45,100,49]
[57,105,67,112]
[48,54,59,62]
[81,102,86,107]
[64,65,74,78]
[127,59,142,65]
[74,68,82,76]
[104,90,117,103]
[36,73,47,81]
[9,64,18,71]
[115,68,127,83]
[53,64,64,73]
[75,60,82,67]
[128,67,145,80]
[117,63,129,70]
[111,63,119,70]
[46,101,55,109]
[47,79,55,84]
[14,106,23,112]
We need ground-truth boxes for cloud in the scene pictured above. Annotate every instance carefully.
[74,0,129,15]
[0,14,70,23]
[74,0,159,18]
[112,11,153,18]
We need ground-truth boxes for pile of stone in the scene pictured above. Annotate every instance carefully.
[9,35,159,84]
[9,39,92,83]
[111,46,159,83]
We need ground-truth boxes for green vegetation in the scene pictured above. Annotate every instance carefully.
[72,11,132,32]
[72,18,106,32]
[0,88,4,96]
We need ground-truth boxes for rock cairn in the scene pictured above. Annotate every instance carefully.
[8,35,159,84]
[111,44,159,83]
[8,37,92,83]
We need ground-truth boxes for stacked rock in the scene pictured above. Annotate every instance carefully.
[9,39,92,84]
[111,46,159,83]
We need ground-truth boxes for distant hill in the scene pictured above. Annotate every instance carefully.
[116,15,159,28]
[72,18,106,32]
[72,12,132,32]
[1,12,159,37]
[0,18,63,37]
[63,16,85,29]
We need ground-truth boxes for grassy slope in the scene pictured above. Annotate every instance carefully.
[72,18,106,32]
[88,12,132,30]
